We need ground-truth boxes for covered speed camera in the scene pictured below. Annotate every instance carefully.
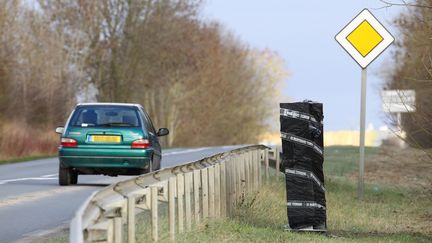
[280,101,326,231]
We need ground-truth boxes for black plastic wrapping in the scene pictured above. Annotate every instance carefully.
[280,102,326,230]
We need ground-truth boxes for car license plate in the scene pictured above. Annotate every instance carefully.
[90,135,121,143]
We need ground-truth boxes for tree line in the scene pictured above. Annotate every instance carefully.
[383,0,432,148]
[0,0,286,152]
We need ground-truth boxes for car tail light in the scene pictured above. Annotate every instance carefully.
[131,139,150,149]
[61,138,77,148]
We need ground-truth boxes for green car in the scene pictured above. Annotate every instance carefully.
[55,103,169,185]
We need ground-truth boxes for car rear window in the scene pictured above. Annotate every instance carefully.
[69,106,141,127]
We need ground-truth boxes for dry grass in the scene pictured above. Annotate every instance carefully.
[358,145,432,193]
[174,176,431,242]
[0,122,58,161]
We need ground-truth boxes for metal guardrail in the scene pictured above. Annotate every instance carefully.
[70,145,281,243]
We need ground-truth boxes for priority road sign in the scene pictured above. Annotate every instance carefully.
[335,9,394,200]
[335,9,394,69]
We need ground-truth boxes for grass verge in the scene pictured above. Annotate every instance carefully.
[323,146,378,177]
[174,177,431,242]
[0,154,56,165]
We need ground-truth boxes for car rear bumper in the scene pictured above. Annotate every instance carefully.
[59,147,152,169]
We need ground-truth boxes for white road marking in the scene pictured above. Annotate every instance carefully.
[162,147,210,156]
[40,173,58,178]
[0,177,57,185]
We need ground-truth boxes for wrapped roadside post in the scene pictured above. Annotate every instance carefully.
[280,101,327,232]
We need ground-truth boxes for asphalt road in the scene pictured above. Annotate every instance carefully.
[0,146,239,243]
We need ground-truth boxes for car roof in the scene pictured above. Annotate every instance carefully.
[77,102,142,108]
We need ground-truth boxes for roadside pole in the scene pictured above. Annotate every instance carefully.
[358,68,367,199]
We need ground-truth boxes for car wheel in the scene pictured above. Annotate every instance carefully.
[155,156,161,171]
[59,165,72,186]
[147,160,153,173]
[71,171,78,185]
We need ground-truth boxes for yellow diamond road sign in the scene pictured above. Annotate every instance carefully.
[336,9,394,68]
[346,20,383,57]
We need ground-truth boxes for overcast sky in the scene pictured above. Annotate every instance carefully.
[202,0,405,131]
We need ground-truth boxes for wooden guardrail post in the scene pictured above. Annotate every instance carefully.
[251,150,255,190]
[239,153,245,198]
[237,154,241,196]
[232,156,238,207]
[250,151,254,192]
[245,152,251,193]
[113,217,122,243]
[275,147,281,179]
[193,170,201,224]
[177,174,185,233]
[127,196,136,243]
[249,150,255,190]
[201,168,209,219]
[248,151,252,190]
[256,149,264,186]
[225,158,233,215]
[234,155,238,200]
[255,150,259,187]
[220,161,227,217]
[151,186,158,241]
[208,166,215,218]
[214,163,221,218]
[184,172,193,231]
[264,149,269,183]
[168,177,176,240]
[235,155,242,201]
[257,150,262,187]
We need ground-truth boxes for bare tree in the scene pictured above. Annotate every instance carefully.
[0,0,287,157]
[382,0,432,149]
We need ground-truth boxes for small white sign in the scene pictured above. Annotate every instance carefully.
[335,9,394,69]
[381,90,416,113]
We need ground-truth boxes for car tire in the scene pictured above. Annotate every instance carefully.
[59,165,72,186]
[71,171,78,185]
[147,160,153,173]
[155,157,161,171]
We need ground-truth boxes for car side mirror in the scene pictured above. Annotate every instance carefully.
[157,128,169,137]
[55,127,64,134]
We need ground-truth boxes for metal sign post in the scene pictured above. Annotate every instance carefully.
[358,68,367,198]
[336,9,394,199]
